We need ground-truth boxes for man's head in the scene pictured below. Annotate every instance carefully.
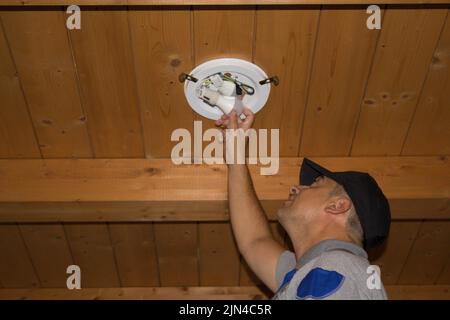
[278,158,391,250]
[277,175,363,247]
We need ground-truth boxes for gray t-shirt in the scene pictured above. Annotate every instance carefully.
[272,240,387,300]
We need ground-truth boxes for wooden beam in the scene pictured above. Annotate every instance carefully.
[386,285,450,300]
[0,286,448,300]
[0,1,449,6]
[0,157,448,222]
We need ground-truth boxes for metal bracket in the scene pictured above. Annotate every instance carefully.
[259,76,279,86]
[179,73,198,83]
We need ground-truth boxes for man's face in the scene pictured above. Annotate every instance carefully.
[277,175,338,228]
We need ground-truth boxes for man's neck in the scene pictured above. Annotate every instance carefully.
[291,232,352,262]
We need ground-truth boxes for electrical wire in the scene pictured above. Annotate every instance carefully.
[221,73,255,95]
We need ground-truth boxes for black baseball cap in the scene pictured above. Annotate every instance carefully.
[299,158,391,249]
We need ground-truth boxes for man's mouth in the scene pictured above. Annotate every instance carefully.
[283,193,297,207]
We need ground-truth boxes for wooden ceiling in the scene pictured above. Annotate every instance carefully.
[1,5,449,158]
[0,3,449,299]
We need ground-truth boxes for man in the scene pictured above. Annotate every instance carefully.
[216,108,391,300]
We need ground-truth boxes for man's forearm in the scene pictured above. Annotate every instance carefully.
[227,164,273,253]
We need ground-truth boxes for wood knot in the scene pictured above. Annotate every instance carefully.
[145,167,160,175]
[431,55,440,65]
[380,92,390,100]
[364,99,376,105]
[400,93,411,100]
[170,58,181,67]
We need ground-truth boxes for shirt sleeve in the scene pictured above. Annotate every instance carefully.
[275,250,296,289]
[300,250,378,300]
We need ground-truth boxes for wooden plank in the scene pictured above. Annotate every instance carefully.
[402,12,450,156]
[194,6,254,64]
[193,5,255,144]
[4,198,448,222]
[387,285,450,300]
[4,196,439,222]
[64,223,120,287]
[19,223,73,287]
[0,286,268,300]
[0,16,40,158]
[128,7,195,158]
[0,285,449,300]
[398,221,450,285]
[68,8,144,157]
[108,223,159,286]
[0,157,448,222]
[437,255,450,284]
[153,222,199,286]
[0,224,40,288]
[351,7,447,156]
[1,1,450,6]
[369,221,421,285]
[0,200,230,222]
[252,6,320,156]
[198,222,240,286]
[1,10,92,158]
[299,7,380,156]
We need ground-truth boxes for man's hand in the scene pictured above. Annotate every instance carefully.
[215,108,255,164]
[215,107,255,131]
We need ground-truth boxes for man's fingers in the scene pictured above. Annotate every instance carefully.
[228,111,239,129]
[215,110,250,129]
[242,107,255,122]
[240,107,255,129]
[242,107,254,117]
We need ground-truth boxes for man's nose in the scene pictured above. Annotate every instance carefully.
[290,185,310,194]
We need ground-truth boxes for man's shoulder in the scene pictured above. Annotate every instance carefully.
[312,249,370,272]
[304,250,387,300]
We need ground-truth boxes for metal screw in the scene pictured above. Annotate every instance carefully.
[179,73,198,83]
[259,76,279,86]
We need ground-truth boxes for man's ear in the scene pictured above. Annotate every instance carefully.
[324,197,352,215]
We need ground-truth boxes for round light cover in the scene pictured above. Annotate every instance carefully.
[184,58,271,120]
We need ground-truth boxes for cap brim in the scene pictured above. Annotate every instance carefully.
[300,158,335,186]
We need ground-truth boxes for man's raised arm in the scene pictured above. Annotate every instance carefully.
[216,109,284,292]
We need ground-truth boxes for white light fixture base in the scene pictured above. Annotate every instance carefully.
[183,58,272,120]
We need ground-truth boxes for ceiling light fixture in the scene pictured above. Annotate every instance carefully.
[179,58,278,120]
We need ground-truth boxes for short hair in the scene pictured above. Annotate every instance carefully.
[329,183,364,247]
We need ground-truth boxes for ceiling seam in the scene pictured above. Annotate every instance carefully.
[63,7,96,159]
[126,5,148,159]
[348,4,386,157]
[0,14,43,159]
[297,5,322,157]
